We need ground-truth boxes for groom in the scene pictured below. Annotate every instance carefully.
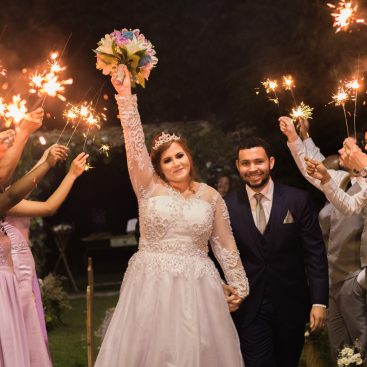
[225,137,329,367]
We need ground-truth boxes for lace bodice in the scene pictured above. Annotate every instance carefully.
[116,94,249,298]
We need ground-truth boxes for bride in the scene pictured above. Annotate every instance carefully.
[94,65,249,367]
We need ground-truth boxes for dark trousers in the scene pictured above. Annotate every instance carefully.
[235,299,305,367]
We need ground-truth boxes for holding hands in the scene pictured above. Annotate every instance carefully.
[223,284,244,313]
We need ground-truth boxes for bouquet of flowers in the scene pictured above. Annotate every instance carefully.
[94,28,158,88]
[337,340,364,366]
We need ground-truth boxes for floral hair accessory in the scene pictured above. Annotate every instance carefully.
[93,28,158,88]
[152,132,180,151]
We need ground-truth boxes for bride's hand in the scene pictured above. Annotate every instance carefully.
[223,284,243,312]
[111,64,132,97]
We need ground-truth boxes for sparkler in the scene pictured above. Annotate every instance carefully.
[282,74,298,106]
[332,87,351,136]
[64,102,105,149]
[99,144,110,157]
[5,95,28,127]
[56,104,79,144]
[345,77,361,139]
[84,162,94,172]
[261,78,280,110]
[29,51,73,107]
[290,102,314,122]
[82,109,103,152]
[327,1,365,32]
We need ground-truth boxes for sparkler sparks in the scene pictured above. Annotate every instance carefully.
[327,1,365,32]
[5,95,28,125]
[345,78,361,91]
[331,86,351,136]
[262,78,278,94]
[282,75,295,91]
[290,102,314,121]
[29,51,73,101]
[84,162,94,171]
[99,144,110,157]
[332,87,350,105]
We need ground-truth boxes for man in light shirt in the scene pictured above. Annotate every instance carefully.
[225,136,328,367]
[279,116,367,361]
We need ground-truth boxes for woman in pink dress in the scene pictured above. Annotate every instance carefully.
[4,151,88,367]
[0,129,63,367]
[0,229,30,367]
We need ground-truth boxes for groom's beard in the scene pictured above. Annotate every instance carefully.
[243,171,270,189]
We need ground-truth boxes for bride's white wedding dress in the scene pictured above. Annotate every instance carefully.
[94,94,249,367]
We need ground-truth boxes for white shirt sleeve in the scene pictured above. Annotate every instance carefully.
[287,137,348,191]
[321,178,367,215]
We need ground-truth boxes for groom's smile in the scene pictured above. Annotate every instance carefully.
[236,146,275,191]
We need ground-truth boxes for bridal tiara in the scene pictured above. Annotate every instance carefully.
[152,132,180,151]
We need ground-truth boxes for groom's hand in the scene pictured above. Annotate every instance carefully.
[222,284,243,312]
[309,305,327,332]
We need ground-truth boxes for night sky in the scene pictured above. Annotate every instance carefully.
[2,0,367,274]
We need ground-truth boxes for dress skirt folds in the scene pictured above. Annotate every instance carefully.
[94,251,245,367]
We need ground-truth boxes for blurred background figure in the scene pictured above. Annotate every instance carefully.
[216,174,232,197]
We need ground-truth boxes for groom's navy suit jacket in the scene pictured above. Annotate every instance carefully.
[225,182,329,328]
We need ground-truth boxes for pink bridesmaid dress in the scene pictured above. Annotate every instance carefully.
[0,227,31,367]
[3,217,52,367]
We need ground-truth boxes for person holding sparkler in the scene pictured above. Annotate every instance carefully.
[0,107,44,185]
[279,115,367,361]
[0,140,66,367]
[94,65,248,367]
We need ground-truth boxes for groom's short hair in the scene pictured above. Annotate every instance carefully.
[237,137,272,158]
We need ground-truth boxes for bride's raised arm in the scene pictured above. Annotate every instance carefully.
[112,66,155,198]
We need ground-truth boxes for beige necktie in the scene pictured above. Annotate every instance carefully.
[254,193,266,234]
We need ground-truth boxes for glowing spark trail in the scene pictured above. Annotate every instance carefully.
[332,87,351,136]
[290,102,313,122]
[327,1,365,32]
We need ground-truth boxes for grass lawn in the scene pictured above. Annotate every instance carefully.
[48,293,333,367]
[49,293,119,367]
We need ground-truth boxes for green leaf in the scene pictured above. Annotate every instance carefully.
[128,54,140,69]
[134,49,147,58]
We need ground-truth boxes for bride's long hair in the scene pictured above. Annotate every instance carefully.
[150,132,197,182]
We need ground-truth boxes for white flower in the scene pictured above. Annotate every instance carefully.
[96,34,114,55]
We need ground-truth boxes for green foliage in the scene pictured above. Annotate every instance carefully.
[39,273,71,330]
[29,217,49,275]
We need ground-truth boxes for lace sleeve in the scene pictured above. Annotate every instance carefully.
[116,94,154,198]
[210,193,249,299]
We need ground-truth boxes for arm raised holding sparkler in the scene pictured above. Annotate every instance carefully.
[305,139,367,215]
[0,107,44,186]
[279,116,348,190]
[7,152,88,217]
[0,146,64,215]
